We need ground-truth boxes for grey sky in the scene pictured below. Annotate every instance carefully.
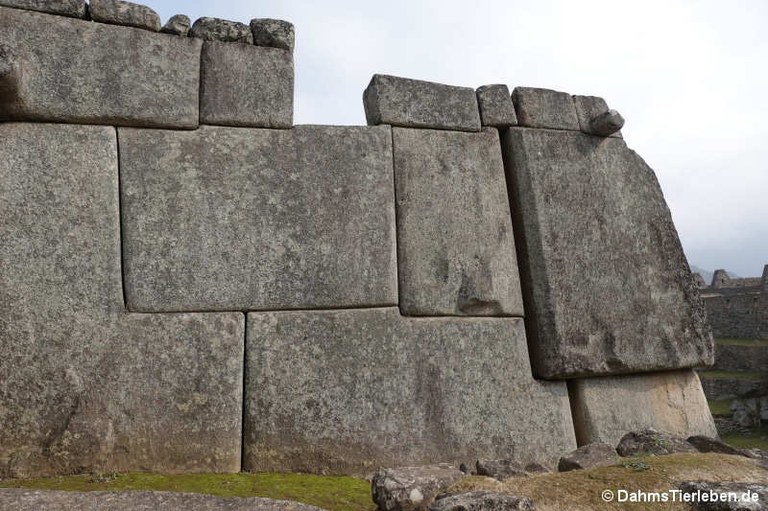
[150,0,767,277]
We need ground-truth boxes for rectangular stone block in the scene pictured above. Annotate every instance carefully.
[569,370,717,447]
[244,308,576,474]
[364,74,481,132]
[0,0,85,17]
[0,7,201,127]
[119,125,397,312]
[200,40,293,128]
[0,123,244,477]
[511,87,580,130]
[573,95,622,138]
[502,128,714,378]
[476,84,517,127]
[393,127,523,316]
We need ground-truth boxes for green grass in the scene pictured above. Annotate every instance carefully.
[698,370,767,381]
[721,424,768,451]
[715,338,768,347]
[0,472,374,511]
[708,399,733,417]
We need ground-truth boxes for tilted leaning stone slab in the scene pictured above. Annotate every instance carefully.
[119,125,397,312]
[243,308,576,474]
[393,127,524,316]
[502,127,713,378]
[0,123,243,477]
[0,7,201,127]
[364,74,481,132]
[568,370,717,447]
[200,40,293,128]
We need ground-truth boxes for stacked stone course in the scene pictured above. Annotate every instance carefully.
[696,265,768,340]
[1,0,716,478]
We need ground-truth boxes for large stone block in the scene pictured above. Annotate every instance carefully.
[243,308,576,474]
[511,87,579,130]
[393,128,523,316]
[0,123,243,477]
[0,0,85,18]
[502,127,714,378]
[119,125,397,312]
[200,41,293,128]
[568,370,718,447]
[364,74,481,132]
[0,7,201,127]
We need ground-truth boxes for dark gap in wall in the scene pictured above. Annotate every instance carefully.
[389,125,404,315]
[115,127,129,311]
[497,127,544,379]
[125,303,399,315]
[240,311,248,472]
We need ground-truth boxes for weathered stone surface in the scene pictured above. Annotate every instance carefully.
[511,87,579,130]
[523,463,550,474]
[616,430,697,457]
[700,375,768,401]
[687,436,751,457]
[476,459,527,480]
[0,123,243,477]
[244,308,576,474]
[200,41,293,127]
[89,0,160,32]
[190,17,253,44]
[371,465,466,511]
[250,18,295,51]
[572,95,623,138]
[0,7,200,127]
[679,482,767,511]
[161,14,190,36]
[713,343,768,372]
[0,489,326,511]
[393,128,523,316]
[119,125,396,312]
[364,74,481,131]
[589,110,625,137]
[429,492,535,511]
[476,85,517,127]
[569,370,718,447]
[557,443,617,472]
[502,128,714,377]
[0,0,85,17]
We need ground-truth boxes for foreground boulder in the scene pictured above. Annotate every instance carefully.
[0,489,326,511]
[617,429,697,457]
[476,459,527,480]
[429,491,535,511]
[687,435,754,458]
[372,465,466,511]
[557,443,617,472]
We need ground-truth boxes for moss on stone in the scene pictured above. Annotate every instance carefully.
[0,472,374,511]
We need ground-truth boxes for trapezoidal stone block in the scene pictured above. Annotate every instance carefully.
[0,7,201,127]
[200,40,293,128]
[393,127,524,316]
[502,128,713,378]
[119,125,397,312]
[568,370,717,447]
[364,74,481,132]
[0,123,243,477]
[511,87,580,130]
[243,308,576,474]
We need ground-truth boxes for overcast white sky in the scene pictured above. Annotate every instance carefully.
[150,0,767,278]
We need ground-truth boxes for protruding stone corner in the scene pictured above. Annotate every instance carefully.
[250,18,295,52]
[476,84,518,128]
[89,0,161,32]
[190,16,254,44]
[0,0,87,19]
[573,94,624,138]
[511,86,579,130]
[712,268,731,288]
[161,14,191,36]
[363,74,481,132]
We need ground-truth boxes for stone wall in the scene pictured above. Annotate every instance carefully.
[696,267,768,340]
[0,0,716,478]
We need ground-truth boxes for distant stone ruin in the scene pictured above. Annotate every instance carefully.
[695,265,768,340]
[0,0,716,478]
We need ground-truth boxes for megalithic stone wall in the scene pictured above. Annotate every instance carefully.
[0,0,714,478]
